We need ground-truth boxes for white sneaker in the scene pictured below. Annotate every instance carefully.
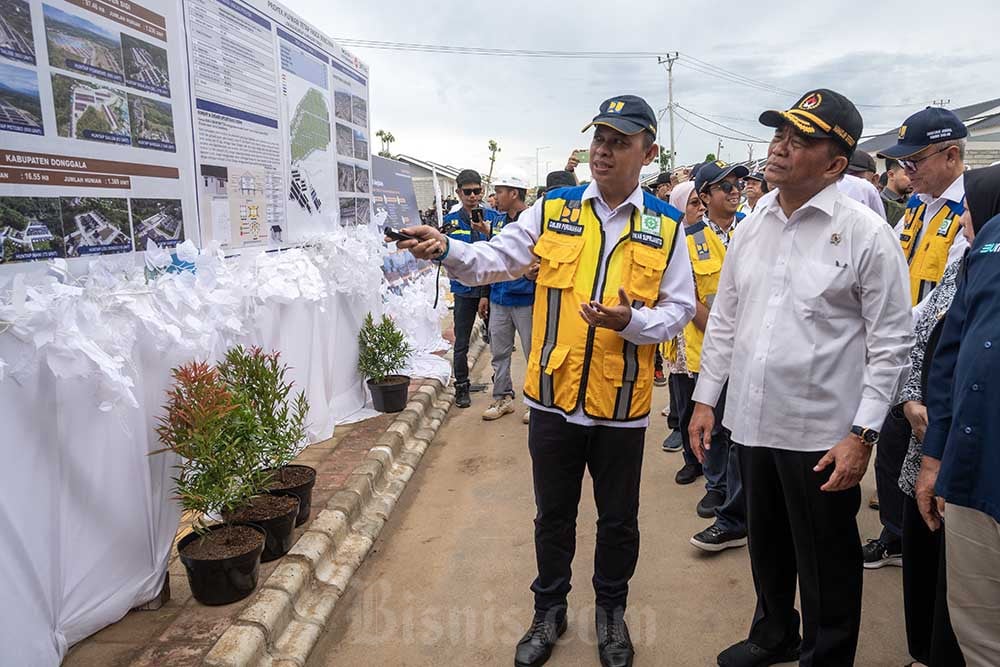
[482,397,514,421]
[522,410,530,424]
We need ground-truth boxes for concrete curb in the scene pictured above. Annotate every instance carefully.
[203,335,487,667]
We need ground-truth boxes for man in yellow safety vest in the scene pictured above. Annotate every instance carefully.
[389,95,696,667]
[862,107,969,572]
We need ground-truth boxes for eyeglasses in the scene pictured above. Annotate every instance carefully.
[460,188,483,196]
[706,181,744,194]
[899,146,952,172]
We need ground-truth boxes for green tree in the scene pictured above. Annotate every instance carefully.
[704,153,717,162]
[376,129,396,158]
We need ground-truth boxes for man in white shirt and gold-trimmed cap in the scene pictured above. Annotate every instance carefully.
[689,89,914,667]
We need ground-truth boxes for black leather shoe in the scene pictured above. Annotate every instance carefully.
[675,462,703,485]
[717,638,801,667]
[596,608,634,667]
[696,490,725,518]
[514,610,567,667]
[455,383,471,408]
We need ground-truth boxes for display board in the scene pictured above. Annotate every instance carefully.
[0,0,371,267]
[0,0,198,265]
[184,0,371,248]
[371,155,433,289]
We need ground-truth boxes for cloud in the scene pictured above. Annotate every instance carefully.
[291,0,999,180]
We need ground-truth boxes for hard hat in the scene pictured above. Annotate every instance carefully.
[493,171,529,190]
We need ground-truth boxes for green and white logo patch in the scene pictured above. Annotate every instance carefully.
[641,214,660,235]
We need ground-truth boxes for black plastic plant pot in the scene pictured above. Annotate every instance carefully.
[177,523,265,606]
[368,375,411,413]
[226,493,301,562]
[267,464,317,527]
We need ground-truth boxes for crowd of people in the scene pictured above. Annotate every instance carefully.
[389,90,1000,667]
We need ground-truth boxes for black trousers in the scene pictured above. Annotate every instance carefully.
[901,493,965,666]
[452,295,479,386]
[741,445,862,667]
[874,409,911,541]
[528,409,645,614]
[670,373,698,466]
[666,372,682,431]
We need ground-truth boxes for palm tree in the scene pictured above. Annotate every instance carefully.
[376,129,396,157]
[486,139,501,188]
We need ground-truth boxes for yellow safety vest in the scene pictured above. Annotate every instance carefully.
[524,187,680,421]
[682,220,728,374]
[899,198,964,306]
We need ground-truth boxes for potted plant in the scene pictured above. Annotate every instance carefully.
[358,313,414,413]
[156,361,267,606]
[218,345,314,532]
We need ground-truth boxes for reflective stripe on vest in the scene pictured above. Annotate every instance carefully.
[683,224,727,374]
[523,193,679,421]
[899,200,963,306]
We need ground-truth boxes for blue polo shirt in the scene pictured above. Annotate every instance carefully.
[488,209,535,307]
[924,214,1000,523]
[442,206,502,297]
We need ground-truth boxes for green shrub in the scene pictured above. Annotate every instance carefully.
[358,313,413,383]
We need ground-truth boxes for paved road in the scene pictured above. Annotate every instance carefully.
[309,349,908,666]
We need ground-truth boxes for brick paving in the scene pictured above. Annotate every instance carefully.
[63,382,430,667]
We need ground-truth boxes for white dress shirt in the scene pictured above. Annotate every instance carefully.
[837,174,887,221]
[892,174,969,321]
[692,184,913,451]
[443,181,696,428]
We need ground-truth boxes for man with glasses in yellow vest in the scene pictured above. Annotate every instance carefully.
[862,108,969,571]
[684,160,750,553]
[389,95,696,667]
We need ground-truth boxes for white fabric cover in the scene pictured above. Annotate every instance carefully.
[0,232,392,665]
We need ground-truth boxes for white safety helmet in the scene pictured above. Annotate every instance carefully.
[493,171,529,190]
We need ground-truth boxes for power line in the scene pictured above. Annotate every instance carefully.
[674,61,789,97]
[333,38,664,59]
[332,38,948,110]
[679,53,796,96]
[675,104,766,141]
[673,108,769,143]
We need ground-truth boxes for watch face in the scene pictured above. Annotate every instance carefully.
[865,430,879,444]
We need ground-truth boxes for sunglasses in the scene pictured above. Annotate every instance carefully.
[460,188,483,196]
[705,181,744,194]
[899,146,951,172]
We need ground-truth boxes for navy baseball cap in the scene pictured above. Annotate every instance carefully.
[582,95,657,138]
[760,89,863,154]
[877,107,968,160]
[745,172,766,182]
[694,160,750,193]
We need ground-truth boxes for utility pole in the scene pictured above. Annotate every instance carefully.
[717,138,723,162]
[747,143,754,165]
[657,52,679,171]
[535,146,550,188]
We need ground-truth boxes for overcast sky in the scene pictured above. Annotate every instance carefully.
[289,0,998,186]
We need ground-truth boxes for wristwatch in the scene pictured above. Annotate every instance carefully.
[850,425,879,447]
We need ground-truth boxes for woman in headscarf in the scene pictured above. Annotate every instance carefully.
[897,163,1000,666]
[658,180,707,482]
